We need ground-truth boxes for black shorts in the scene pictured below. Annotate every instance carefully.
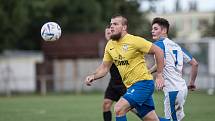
[104,81,126,102]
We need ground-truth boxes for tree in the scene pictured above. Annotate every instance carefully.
[202,13,215,37]
[0,0,151,52]
[98,0,152,39]
[0,0,102,52]
[0,0,30,51]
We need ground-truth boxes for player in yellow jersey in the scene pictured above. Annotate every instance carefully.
[103,25,142,121]
[85,15,168,121]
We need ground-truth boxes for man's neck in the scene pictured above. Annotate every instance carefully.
[160,34,168,38]
[120,31,127,39]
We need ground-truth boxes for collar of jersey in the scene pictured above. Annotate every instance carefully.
[157,37,166,42]
[113,34,129,43]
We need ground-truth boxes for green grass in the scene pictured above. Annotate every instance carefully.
[0,91,214,121]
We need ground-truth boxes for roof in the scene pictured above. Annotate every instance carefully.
[42,32,105,59]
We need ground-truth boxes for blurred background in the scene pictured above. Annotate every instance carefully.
[0,0,215,96]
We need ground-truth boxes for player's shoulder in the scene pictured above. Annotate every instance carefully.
[163,38,181,48]
[126,34,150,45]
[153,38,166,47]
[131,34,148,41]
[105,40,114,50]
[106,39,116,45]
[154,38,164,44]
[163,38,174,44]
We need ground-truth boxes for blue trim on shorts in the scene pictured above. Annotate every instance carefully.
[116,115,127,121]
[169,91,178,121]
[123,80,155,118]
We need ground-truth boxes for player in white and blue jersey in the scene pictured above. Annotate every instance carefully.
[151,17,199,121]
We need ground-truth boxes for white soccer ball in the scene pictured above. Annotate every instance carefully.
[41,22,61,41]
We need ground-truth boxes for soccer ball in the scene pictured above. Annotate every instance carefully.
[41,22,61,41]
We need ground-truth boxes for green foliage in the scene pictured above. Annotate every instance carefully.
[0,0,151,52]
[98,0,152,39]
[0,0,30,51]
[202,13,215,37]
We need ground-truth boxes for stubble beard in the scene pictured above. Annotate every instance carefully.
[110,33,122,41]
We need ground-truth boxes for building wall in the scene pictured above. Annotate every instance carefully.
[53,59,109,93]
[50,57,213,93]
[148,12,214,41]
[0,53,214,94]
[0,51,43,93]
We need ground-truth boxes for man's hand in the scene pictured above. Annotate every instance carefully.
[155,73,165,90]
[85,74,95,86]
[188,81,196,91]
[188,85,196,91]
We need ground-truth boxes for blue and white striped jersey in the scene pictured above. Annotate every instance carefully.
[154,38,193,92]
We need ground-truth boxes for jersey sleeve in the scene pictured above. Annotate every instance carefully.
[134,37,152,53]
[103,41,113,62]
[182,47,193,63]
[154,40,166,58]
[154,41,165,52]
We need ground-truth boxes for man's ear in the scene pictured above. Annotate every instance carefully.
[162,27,167,34]
[123,25,127,31]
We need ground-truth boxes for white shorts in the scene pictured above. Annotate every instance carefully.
[164,89,188,121]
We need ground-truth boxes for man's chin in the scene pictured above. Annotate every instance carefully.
[110,34,121,40]
[152,37,157,40]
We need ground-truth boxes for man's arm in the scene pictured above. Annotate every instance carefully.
[187,58,198,91]
[85,61,113,86]
[148,44,165,90]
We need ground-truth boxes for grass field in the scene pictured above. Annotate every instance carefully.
[0,91,214,121]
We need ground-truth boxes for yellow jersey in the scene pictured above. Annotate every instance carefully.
[103,34,153,88]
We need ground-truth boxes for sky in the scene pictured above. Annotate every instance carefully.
[140,0,215,13]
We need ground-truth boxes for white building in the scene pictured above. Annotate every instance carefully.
[0,51,43,94]
[147,11,214,41]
